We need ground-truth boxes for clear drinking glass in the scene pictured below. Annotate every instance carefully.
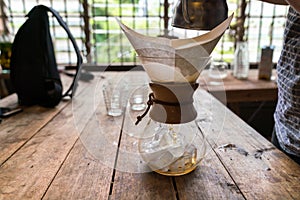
[129,84,148,111]
[208,60,228,85]
[102,80,126,117]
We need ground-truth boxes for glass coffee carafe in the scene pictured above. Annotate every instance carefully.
[136,78,208,176]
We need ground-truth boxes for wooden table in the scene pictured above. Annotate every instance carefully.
[198,69,278,103]
[198,69,278,119]
[0,71,299,199]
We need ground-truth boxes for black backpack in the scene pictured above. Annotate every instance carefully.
[10,5,82,107]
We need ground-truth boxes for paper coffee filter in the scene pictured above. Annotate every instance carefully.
[116,14,233,83]
[138,56,210,82]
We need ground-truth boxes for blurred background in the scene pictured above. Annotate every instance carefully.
[0,0,288,68]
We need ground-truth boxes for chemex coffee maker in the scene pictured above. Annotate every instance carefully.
[117,1,232,176]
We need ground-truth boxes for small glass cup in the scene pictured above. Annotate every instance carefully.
[102,80,126,117]
[129,84,148,111]
[208,60,228,85]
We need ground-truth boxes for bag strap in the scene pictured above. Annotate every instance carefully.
[37,5,83,98]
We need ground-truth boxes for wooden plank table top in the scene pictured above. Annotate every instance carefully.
[0,71,299,200]
[198,69,278,103]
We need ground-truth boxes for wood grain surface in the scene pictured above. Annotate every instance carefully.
[0,71,299,200]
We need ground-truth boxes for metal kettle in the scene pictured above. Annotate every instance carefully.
[172,0,228,30]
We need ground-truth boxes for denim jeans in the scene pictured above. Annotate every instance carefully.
[271,129,300,165]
